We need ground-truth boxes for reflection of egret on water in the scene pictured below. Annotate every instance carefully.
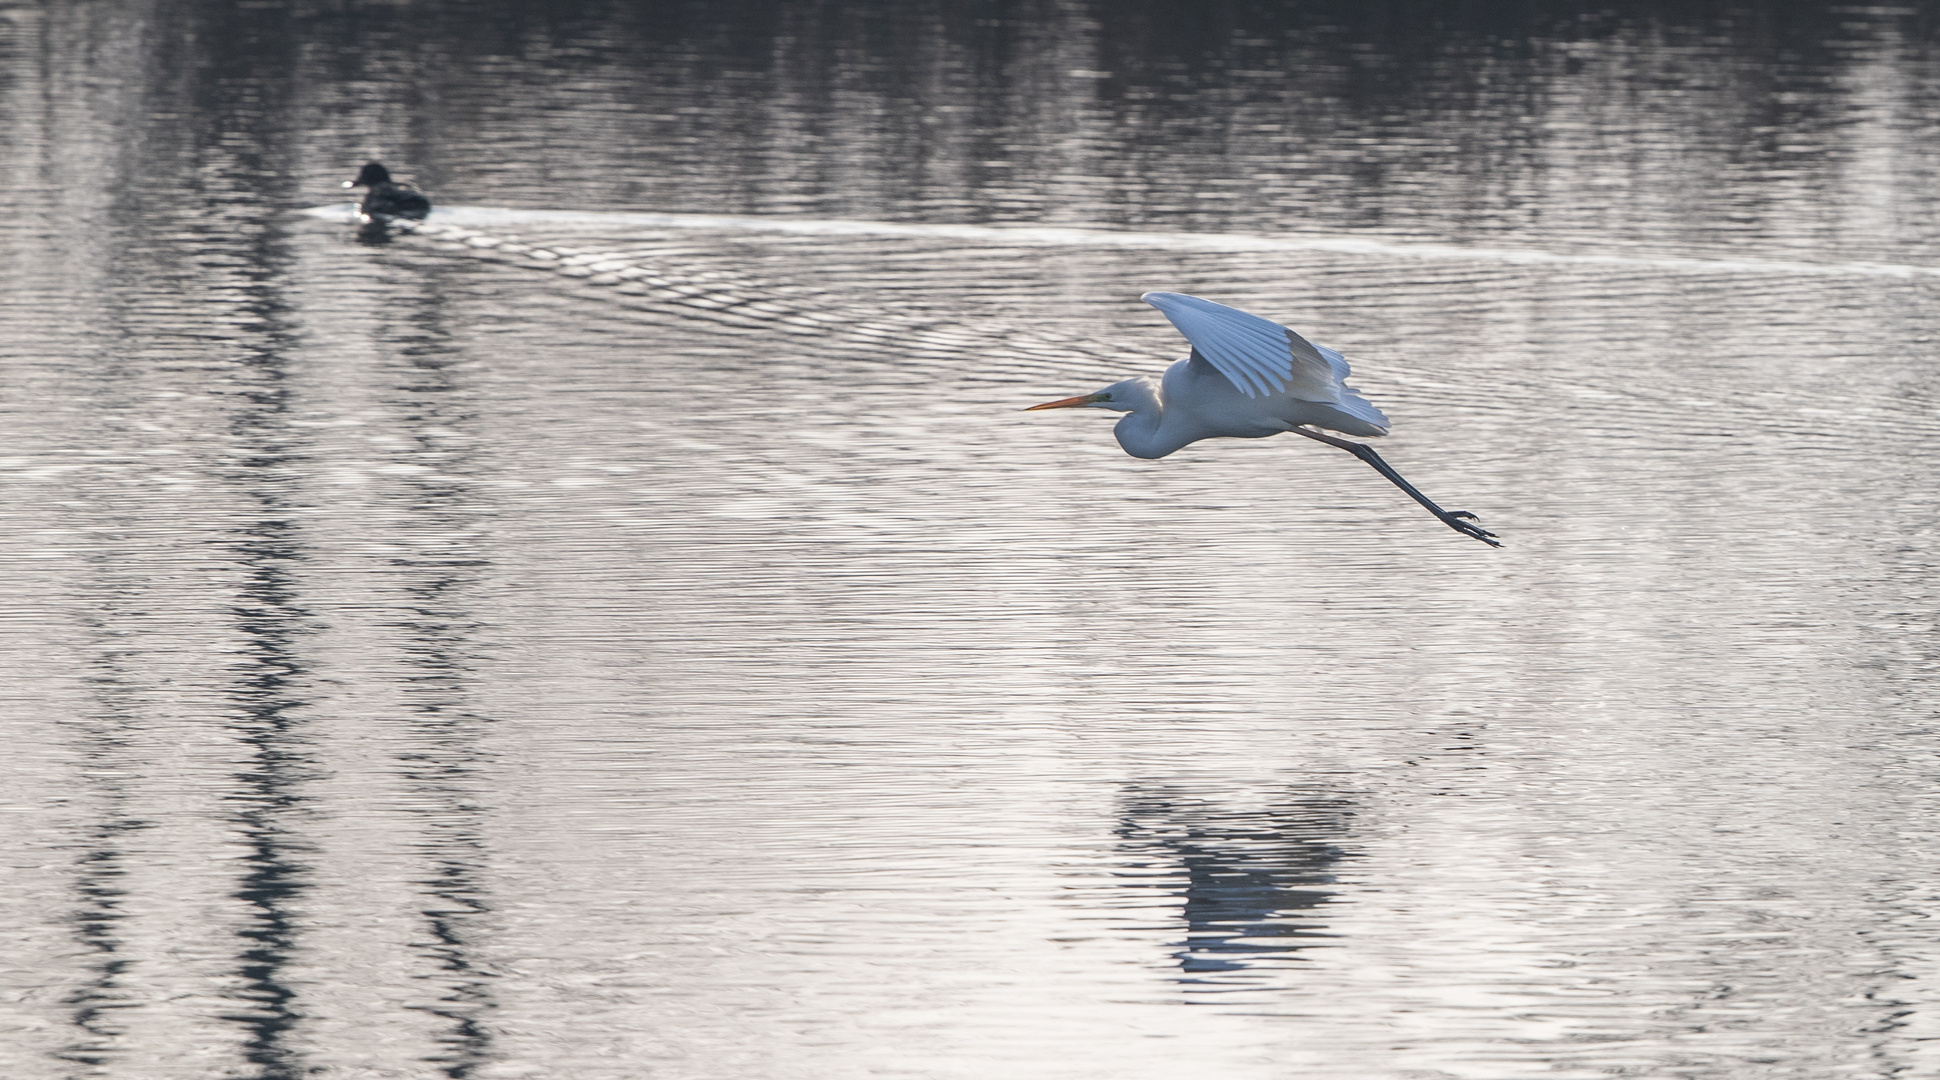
[1113,786,1354,990]
[1029,292,1500,547]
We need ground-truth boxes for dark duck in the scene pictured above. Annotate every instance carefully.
[343,162,431,223]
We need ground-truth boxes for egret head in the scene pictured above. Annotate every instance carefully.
[1025,377,1154,414]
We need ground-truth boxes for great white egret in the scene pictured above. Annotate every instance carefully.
[1028,292,1499,547]
[343,162,432,222]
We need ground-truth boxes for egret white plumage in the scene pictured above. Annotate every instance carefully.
[1028,292,1499,547]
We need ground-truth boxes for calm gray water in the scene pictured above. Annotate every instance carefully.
[5,3,1940,1078]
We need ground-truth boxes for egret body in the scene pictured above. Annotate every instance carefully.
[1028,292,1498,546]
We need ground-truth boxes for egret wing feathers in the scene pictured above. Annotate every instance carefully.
[1142,291,1336,401]
[1142,291,1390,433]
[1312,343,1391,433]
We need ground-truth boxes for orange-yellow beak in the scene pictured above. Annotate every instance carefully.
[1025,393,1106,411]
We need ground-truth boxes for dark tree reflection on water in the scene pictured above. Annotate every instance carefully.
[56,664,156,1069]
[376,266,503,1079]
[219,212,320,1077]
[222,514,317,1080]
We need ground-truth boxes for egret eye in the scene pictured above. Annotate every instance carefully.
[1097,394,1112,402]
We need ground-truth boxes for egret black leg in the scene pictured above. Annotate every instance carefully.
[1290,428,1501,547]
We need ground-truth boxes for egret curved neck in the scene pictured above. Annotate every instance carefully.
[1109,381,1188,460]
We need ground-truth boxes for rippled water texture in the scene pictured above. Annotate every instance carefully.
[6,3,1940,1078]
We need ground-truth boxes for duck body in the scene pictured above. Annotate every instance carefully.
[343,162,431,222]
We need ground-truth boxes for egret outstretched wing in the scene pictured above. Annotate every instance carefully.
[1140,291,1344,401]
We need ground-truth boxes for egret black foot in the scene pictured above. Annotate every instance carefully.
[1443,513,1501,547]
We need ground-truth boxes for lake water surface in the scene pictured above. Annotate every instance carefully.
[5,3,1940,1078]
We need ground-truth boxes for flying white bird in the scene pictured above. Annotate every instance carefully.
[1027,292,1499,546]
